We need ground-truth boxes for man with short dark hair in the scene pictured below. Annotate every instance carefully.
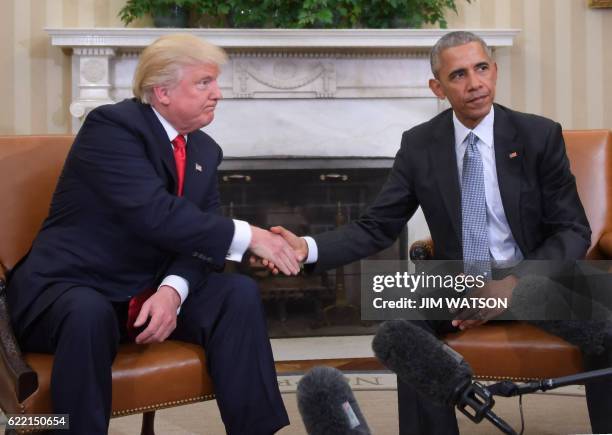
[268,31,611,434]
[7,34,296,434]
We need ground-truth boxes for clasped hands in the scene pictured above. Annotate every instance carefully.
[248,226,519,332]
[249,226,307,276]
[451,274,517,331]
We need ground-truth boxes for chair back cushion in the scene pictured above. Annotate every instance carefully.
[563,130,612,259]
[0,136,73,272]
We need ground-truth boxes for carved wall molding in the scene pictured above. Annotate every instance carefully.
[81,58,106,83]
[233,58,336,98]
[250,59,320,89]
[69,46,117,126]
[73,47,116,56]
[46,27,520,49]
[118,50,141,58]
[46,28,519,138]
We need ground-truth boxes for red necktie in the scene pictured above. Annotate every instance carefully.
[126,135,187,340]
[126,288,155,340]
[172,134,186,196]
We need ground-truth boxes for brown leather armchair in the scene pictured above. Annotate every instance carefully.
[0,136,215,434]
[410,130,612,381]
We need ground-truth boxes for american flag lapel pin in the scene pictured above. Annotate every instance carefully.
[195,163,203,172]
[509,151,519,159]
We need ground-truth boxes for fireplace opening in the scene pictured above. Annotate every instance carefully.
[219,157,407,338]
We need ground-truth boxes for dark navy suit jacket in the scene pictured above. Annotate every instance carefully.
[8,99,235,338]
[312,104,591,272]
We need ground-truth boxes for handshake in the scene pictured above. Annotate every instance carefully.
[248,226,308,276]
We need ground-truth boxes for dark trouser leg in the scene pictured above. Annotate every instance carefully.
[19,287,120,435]
[398,320,459,435]
[583,341,612,434]
[171,273,289,435]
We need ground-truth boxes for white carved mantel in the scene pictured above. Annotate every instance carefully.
[46,28,519,157]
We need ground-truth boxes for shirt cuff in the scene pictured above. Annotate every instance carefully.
[303,236,318,264]
[158,275,189,314]
[226,219,252,262]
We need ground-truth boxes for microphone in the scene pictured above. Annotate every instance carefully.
[372,320,516,435]
[509,275,612,356]
[297,366,371,435]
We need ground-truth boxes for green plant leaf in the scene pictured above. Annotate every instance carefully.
[117,0,470,28]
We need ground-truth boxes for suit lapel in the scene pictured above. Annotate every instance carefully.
[141,103,179,189]
[182,133,206,200]
[493,105,526,251]
[430,111,462,241]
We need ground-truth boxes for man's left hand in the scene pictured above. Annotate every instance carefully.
[134,285,181,344]
[452,275,517,331]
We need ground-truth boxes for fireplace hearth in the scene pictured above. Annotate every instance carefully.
[219,157,407,338]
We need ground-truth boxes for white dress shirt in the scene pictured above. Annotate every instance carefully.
[305,106,523,268]
[152,108,252,307]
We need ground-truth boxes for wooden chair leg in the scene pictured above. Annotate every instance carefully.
[140,411,156,435]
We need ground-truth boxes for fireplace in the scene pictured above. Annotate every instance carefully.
[219,157,406,337]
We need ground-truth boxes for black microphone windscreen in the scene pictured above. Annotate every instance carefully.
[297,366,371,435]
[372,320,473,406]
[509,275,571,319]
[532,320,608,356]
[512,275,610,355]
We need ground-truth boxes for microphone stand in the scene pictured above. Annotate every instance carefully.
[454,380,518,435]
[488,367,612,397]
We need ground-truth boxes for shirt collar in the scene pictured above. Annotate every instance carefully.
[453,105,494,148]
[151,106,187,143]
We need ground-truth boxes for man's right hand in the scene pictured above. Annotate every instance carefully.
[134,285,180,344]
[249,226,303,275]
[452,274,517,331]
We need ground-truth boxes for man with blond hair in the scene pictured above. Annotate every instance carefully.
[6,34,294,434]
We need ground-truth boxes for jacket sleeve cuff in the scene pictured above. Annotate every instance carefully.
[159,275,189,314]
[303,236,318,264]
[226,219,252,262]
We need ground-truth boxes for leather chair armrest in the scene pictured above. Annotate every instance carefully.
[409,238,434,261]
[598,231,612,259]
[0,264,38,404]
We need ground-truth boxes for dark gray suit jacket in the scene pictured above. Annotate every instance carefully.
[312,104,591,272]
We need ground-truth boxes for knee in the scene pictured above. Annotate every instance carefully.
[59,291,119,342]
[224,275,262,311]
